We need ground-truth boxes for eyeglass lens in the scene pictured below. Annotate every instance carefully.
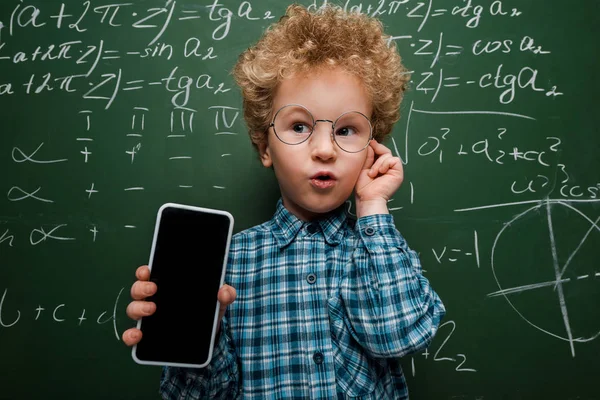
[272,105,371,152]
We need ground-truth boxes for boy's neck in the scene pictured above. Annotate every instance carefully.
[281,199,346,222]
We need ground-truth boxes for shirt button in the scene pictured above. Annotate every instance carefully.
[313,351,324,365]
[306,223,318,234]
[306,273,317,284]
[364,226,376,236]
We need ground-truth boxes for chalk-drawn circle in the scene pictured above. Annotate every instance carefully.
[491,200,600,346]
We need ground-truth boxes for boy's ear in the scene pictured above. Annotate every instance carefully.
[258,140,272,168]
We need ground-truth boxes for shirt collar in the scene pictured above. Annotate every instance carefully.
[270,198,351,248]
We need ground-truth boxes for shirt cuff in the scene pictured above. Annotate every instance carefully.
[355,214,407,251]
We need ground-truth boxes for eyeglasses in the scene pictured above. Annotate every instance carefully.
[268,104,373,153]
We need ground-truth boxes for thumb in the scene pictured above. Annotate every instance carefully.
[217,284,236,318]
[216,284,236,334]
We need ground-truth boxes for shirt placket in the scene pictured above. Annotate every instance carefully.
[300,223,337,399]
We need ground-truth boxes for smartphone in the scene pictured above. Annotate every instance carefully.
[132,203,234,368]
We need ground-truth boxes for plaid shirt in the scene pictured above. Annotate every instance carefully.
[160,199,445,399]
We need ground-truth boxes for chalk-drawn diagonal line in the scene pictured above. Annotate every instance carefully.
[555,215,600,285]
[546,200,575,357]
[487,278,571,298]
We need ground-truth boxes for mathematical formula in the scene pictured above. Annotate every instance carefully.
[0,287,125,340]
[0,2,597,386]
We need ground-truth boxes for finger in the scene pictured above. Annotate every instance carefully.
[126,300,156,320]
[215,285,236,334]
[217,285,236,318]
[362,141,375,170]
[218,284,237,308]
[378,156,402,175]
[369,139,392,156]
[130,280,157,300]
[369,153,392,177]
[122,328,142,346]
[135,265,151,281]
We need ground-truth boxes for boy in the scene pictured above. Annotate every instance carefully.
[123,4,445,399]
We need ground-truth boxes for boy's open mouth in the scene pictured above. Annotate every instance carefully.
[310,172,337,189]
[311,171,336,180]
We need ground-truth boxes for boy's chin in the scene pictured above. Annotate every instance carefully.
[282,190,353,220]
[294,198,348,218]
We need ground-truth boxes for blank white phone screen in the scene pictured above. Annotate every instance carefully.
[135,206,231,366]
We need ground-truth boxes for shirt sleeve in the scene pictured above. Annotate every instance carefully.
[339,214,446,359]
[159,316,239,399]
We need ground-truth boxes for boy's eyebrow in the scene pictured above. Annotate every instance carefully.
[276,104,371,116]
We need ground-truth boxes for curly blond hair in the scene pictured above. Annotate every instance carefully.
[232,3,410,151]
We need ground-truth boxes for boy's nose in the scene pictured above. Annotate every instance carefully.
[309,123,337,161]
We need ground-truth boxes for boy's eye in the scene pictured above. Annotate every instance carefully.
[335,127,356,137]
[292,123,311,134]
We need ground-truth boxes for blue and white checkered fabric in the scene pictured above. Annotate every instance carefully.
[160,199,445,399]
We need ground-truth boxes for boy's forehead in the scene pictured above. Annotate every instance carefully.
[272,67,373,116]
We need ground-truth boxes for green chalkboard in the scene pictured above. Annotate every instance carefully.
[0,0,598,399]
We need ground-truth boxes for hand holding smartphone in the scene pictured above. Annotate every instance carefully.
[131,203,234,368]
